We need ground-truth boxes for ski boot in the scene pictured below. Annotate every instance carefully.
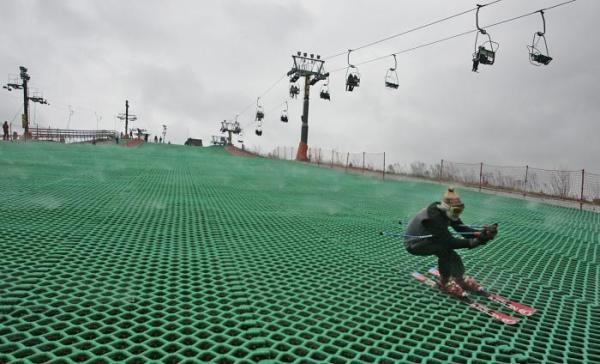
[456,276,484,293]
[438,279,467,298]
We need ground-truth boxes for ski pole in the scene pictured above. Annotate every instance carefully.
[458,223,499,229]
[379,231,480,239]
[380,231,433,240]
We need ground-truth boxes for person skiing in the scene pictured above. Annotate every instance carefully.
[404,187,497,297]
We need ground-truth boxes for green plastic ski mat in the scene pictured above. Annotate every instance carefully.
[0,141,598,363]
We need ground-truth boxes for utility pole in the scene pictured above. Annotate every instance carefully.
[287,52,328,161]
[2,66,48,139]
[162,125,167,143]
[117,100,137,137]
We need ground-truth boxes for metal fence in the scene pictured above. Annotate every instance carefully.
[31,128,118,143]
[244,145,600,210]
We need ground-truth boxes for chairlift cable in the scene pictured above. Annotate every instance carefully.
[9,106,21,124]
[235,74,287,118]
[226,0,575,135]
[327,0,576,73]
[323,0,504,61]
[239,99,289,130]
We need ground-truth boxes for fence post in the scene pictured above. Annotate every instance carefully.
[523,165,529,197]
[479,162,483,192]
[440,159,444,184]
[345,152,349,173]
[383,152,386,180]
[580,169,585,211]
[362,152,365,174]
[331,150,334,168]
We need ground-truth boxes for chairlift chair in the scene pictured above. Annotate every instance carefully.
[255,121,263,136]
[385,55,399,89]
[233,121,242,134]
[345,50,361,92]
[472,5,499,72]
[475,43,498,65]
[320,77,331,100]
[528,10,553,66]
[280,101,289,122]
[255,98,264,121]
[289,83,300,98]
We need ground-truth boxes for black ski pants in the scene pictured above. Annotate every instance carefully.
[405,238,471,279]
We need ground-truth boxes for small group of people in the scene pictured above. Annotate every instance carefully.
[404,187,498,297]
[346,74,360,91]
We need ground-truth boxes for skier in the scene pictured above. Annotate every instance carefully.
[404,187,497,297]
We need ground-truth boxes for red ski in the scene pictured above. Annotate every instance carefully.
[412,272,519,325]
[427,268,536,317]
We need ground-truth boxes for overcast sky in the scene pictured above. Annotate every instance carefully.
[0,0,597,171]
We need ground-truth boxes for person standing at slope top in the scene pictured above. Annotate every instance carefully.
[404,187,498,297]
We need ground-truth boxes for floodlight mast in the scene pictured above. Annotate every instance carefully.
[286,51,328,161]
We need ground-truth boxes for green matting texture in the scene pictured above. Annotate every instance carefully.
[0,142,598,364]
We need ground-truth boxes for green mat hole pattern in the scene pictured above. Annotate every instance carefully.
[0,142,599,363]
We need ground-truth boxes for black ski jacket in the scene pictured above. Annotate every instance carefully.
[405,202,477,245]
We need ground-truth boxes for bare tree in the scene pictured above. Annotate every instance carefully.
[410,161,428,178]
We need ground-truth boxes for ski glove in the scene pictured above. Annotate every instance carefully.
[482,223,498,240]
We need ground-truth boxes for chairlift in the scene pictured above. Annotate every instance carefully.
[255,98,264,121]
[255,120,263,136]
[385,54,399,89]
[289,82,300,98]
[220,120,227,133]
[233,121,242,134]
[319,76,331,100]
[528,10,553,66]
[280,101,288,122]
[472,5,499,72]
[345,50,360,92]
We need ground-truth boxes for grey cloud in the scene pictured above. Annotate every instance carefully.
[0,0,598,172]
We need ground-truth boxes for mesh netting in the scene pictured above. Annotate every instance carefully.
[583,171,600,204]
[2,142,597,363]
[258,146,600,208]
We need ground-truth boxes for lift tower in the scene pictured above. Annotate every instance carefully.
[2,66,48,139]
[286,52,328,161]
[117,100,137,136]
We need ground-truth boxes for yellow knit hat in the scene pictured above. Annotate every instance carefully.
[443,187,464,207]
